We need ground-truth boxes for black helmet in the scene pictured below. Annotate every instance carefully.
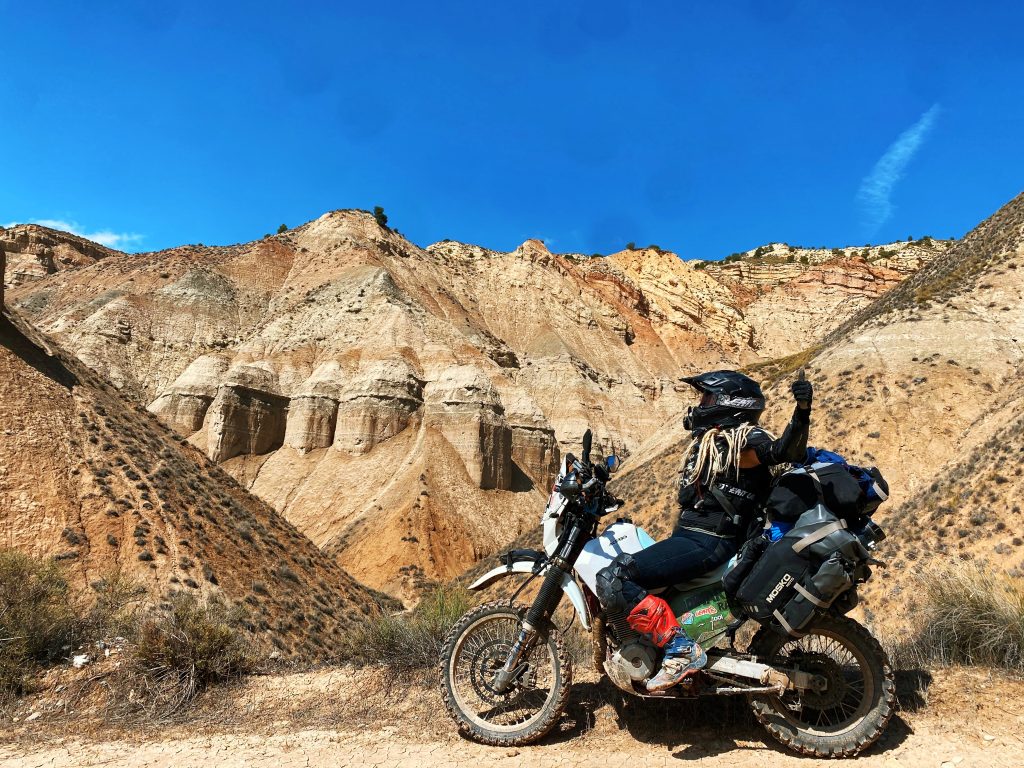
[682,370,765,431]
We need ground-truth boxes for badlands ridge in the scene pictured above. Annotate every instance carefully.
[0,212,963,599]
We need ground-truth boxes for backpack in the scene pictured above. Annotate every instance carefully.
[766,447,889,528]
[731,505,870,637]
[804,447,889,510]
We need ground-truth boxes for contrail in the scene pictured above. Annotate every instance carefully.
[857,104,941,236]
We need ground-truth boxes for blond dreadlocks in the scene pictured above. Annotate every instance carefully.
[680,424,777,488]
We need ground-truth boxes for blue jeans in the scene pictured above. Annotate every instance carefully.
[621,530,737,610]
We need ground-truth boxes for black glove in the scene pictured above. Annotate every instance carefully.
[791,378,813,409]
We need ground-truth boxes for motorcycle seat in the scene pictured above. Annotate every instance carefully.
[671,561,731,592]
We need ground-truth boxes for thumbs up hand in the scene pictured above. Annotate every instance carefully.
[791,376,813,410]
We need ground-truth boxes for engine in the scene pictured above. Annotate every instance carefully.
[605,641,658,690]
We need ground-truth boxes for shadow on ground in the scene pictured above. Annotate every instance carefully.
[536,670,930,758]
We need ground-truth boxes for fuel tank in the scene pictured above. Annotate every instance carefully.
[574,521,656,594]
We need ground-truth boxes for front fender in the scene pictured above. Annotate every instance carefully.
[468,561,592,631]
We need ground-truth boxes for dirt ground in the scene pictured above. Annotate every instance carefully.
[3,666,1023,767]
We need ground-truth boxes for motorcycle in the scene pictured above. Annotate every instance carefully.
[439,430,895,758]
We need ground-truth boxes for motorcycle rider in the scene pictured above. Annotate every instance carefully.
[596,370,812,691]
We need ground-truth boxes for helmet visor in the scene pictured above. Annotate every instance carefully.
[698,391,716,407]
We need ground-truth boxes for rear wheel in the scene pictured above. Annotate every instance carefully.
[748,614,894,758]
[439,601,571,747]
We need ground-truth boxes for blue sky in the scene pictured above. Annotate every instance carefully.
[2,1,1022,257]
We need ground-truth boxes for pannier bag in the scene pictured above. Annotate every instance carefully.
[733,504,869,637]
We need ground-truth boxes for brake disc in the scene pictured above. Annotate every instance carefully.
[469,640,534,706]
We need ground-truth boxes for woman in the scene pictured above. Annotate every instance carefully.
[596,370,813,691]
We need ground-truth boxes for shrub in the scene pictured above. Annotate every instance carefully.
[276,223,288,234]
[87,570,144,639]
[342,584,471,672]
[135,592,252,708]
[373,206,388,228]
[890,562,1024,672]
[0,551,78,697]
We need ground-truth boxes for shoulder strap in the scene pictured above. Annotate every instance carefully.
[710,484,743,533]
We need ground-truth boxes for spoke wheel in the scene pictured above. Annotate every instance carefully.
[749,614,894,758]
[439,601,571,747]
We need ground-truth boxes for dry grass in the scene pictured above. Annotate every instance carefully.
[744,344,823,388]
[341,584,472,672]
[131,592,254,713]
[0,549,254,721]
[889,561,1024,673]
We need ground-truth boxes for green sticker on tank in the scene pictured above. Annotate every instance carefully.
[669,587,736,645]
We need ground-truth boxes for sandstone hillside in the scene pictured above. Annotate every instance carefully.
[3,217,935,598]
[701,239,949,358]
[0,295,392,660]
[0,224,119,297]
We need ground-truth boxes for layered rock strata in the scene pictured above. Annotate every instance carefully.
[333,360,424,455]
[5,212,941,596]
[149,354,231,434]
[206,364,289,462]
[425,367,513,491]
[1,224,118,290]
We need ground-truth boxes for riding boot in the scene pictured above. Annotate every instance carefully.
[645,629,707,692]
[625,595,706,692]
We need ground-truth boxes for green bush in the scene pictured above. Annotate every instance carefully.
[135,592,252,706]
[342,584,471,671]
[0,551,78,697]
[373,206,388,228]
[276,223,288,234]
[891,562,1024,672]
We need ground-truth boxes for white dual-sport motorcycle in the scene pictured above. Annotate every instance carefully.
[439,430,894,758]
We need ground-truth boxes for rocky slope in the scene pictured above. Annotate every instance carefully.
[0,298,391,660]
[754,191,1024,508]
[0,224,119,294]
[3,218,935,598]
[701,239,950,358]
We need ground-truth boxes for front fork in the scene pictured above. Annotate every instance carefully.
[492,558,572,692]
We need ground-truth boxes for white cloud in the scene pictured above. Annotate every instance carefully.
[3,218,145,251]
[856,104,941,236]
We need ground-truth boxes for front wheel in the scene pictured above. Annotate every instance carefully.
[439,601,571,746]
[748,613,895,758]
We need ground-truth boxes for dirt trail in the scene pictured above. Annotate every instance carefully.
[4,667,1023,768]
[5,721,1023,768]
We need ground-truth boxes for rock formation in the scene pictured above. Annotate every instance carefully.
[333,359,424,455]
[425,367,513,490]
[0,224,119,292]
[206,363,289,462]
[148,354,231,434]
[4,212,940,596]
[503,391,560,488]
[282,362,344,452]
